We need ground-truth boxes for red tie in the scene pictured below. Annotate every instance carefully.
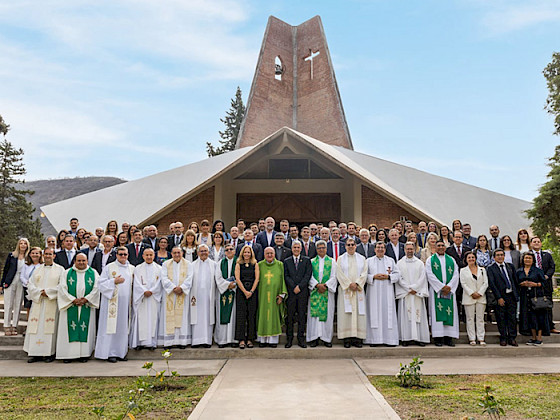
[305,242,309,255]
[136,244,140,258]
[335,243,339,261]
[536,251,542,268]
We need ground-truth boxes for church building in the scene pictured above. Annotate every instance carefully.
[42,16,530,235]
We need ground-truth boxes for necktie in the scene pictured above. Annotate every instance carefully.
[335,243,339,261]
[136,244,140,258]
[493,238,498,249]
[500,265,512,289]
[536,252,542,269]
[295,257,299,269]
[305,242,309,255]
[364,243,368,255]
[457,245,461,256]
[66,250,71,265]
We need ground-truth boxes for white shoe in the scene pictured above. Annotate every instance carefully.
[469,341,476,346]
[479,341,486,347]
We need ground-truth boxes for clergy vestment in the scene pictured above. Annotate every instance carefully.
[190,258,220,346]
[56,266,100,360]
[130,262,162,349]
[159,258,193,346]
[306,255,338,343]
[396,256,430,343]
[24,263,65,357]
[336,252,368,339]
[365,255,400,345]
[426,253,460,338]
[257,259,287,344]
[95,261,134,360]
[214,256,237,346]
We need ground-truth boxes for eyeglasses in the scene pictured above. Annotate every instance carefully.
[117,253,128,256]
[225,248,234,252]
[346,244,356,247]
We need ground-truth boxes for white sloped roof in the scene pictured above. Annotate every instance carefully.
[42,127,531,236]
[41,147,253,232]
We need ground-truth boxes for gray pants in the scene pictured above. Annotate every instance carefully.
[4,280,24,328]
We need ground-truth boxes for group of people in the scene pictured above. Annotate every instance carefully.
[1,216,556,363]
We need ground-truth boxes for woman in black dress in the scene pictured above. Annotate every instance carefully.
[516,252,551,345]
[234,245,260,349]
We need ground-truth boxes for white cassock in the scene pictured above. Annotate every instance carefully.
[130,262,162,349]
[190,258,220,346]
[95,261,134,360]
[426,254,460,338]
[24,263,65,356]
[56,266,100,360]
[159,258,193,346]
[365,255,400,346]
[336,252,368,339]
[396,256,430,343]
[306,256,338,343]
[214,257,237,346]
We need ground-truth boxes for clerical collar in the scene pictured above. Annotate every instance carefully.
[44,263,53,266]
[117,261,128,267]
[265,260,275,265]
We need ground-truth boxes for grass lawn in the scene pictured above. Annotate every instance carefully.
[0,376,213,419]
[371,374,560,420]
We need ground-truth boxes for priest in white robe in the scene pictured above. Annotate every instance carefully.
[24,248,65,362]
[214,244,237,348]
[336,238,368,348]
[95,246,134,362]
[306,240,337,347]
[130,248,162,350]
[190,244,220,348]
[159,247,193,348]
[426,240,460,346]
[396,242,430,346]
[365,242,400,346]
[56,253,100,362]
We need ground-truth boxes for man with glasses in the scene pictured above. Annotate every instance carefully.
[96,246,134,363]
[215,244,238,348]
[100,235,117,272]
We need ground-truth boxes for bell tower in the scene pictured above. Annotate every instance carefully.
[236,15,353,150]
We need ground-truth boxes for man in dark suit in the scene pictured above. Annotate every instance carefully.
[54,235,77,269]
[462,224,477,249]
[487,248,519,346]
[167,222,184,252]
[386,229,405,262]
[531,236,558,333]
[255,216,277,249]
[356,229,375,258]
[446,230,471,319]
[283,241,312,348]
[300,226,317,259]
[235,229,264,261]
[326,228,346,261]
[100,235,117,273]
[142,225,158,250]
[272,233,292,262]
[127,229,151,266]
[79,235,103,274]
[416,221,428,249]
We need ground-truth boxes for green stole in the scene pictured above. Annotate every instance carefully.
[219,257,237,324]
[66,268,96,342]
[310,256,332,322]
[431,254,455,326]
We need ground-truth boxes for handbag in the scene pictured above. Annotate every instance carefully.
[530,288,553,311]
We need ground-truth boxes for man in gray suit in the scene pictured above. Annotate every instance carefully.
[356,229,375,258]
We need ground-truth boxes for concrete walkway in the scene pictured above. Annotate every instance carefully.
[189,359,399,420]
[357,356,560,375]
[0,359,225,377]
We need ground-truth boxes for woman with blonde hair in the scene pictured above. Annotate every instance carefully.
[420,232,439,263]
[234,245,259,349]
[1,238,31,336]
[181,229,199,263]
[407,232,422,259]
[105,220,119,239]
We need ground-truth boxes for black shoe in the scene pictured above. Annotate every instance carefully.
[108,357,117,363]
[79,357,89,363]
[178,345,187,349]
[508,340,518,347]
[269,344,277,348]
[343,341,351,348]
[435,342,443,347]
[446,341,455,347]
[259,342,267,348]
[353,340,363,348]
[203,344,212,349]
[191,344,200,349]
[44,355,55,363]
[309,339,318,348]
[63,359,72,364]
[218,344,226,348]
[298,338,307,348]
[149,347,156,351]
[285,338,293,349]
[118,356,128,362]
[27,356,40,363]
[231,343,239,348]
[402,341,409,347]
[323,341,332,348]
[416,342,426,347]
[500,340,507,347]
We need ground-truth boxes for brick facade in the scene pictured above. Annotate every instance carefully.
[153,187,215,235]
[361,186,420,229]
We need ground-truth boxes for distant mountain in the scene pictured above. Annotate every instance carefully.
[24,177,126,237]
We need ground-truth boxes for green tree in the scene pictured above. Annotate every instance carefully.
[544,52,560,136]
[0,116,43,266]
[206,86,246,157]
[0,114,9,136]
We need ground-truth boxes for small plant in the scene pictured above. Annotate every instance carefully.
[479,384,505,419]
[142,349,180,389]
[396,356,424,388]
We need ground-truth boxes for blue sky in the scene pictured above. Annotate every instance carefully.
[1,0,559,202]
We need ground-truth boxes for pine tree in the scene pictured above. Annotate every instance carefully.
[0,116,43,266]
[206,86,246,157]
[527,53,560,244]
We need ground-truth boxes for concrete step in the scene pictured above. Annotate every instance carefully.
[0,333,24,346]
[0,309,28,322]
[3,343,560,361]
